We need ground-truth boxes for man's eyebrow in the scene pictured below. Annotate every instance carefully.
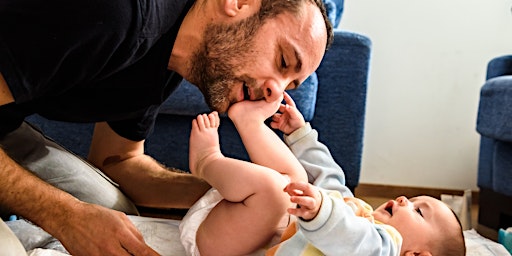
[294,48,303,73]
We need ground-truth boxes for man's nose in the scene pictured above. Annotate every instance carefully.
[262,80,286,103]
[395,196,409,206]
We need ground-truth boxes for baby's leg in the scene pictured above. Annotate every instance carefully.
[189,112,290,255]
[190,111,285,201]
[188,111,222,178]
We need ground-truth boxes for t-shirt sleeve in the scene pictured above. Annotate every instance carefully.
[107,105,161,142]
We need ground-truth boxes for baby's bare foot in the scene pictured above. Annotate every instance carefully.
[227,95,283,126]
[189,111,222,177]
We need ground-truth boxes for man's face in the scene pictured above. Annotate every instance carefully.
[190,2,327,113]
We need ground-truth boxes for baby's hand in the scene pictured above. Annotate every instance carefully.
[284,181,322,221]
[270,92,305,135]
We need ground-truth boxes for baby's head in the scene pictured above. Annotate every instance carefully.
[372,195,465,256]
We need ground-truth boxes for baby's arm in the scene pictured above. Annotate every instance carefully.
[293,190,401,256]
[283,123,353,196]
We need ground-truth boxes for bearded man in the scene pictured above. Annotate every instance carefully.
[0,0,332,254]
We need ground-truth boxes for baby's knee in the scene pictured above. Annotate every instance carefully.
[258,172,291,210]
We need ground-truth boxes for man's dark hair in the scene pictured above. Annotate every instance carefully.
[257,0,334,51]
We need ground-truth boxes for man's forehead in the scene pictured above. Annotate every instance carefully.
[281,6,326,70]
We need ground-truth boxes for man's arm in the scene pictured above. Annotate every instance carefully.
[1,72,161,255]
[0,73,14,106]
[0,148,161,255]
[88,122,211,209]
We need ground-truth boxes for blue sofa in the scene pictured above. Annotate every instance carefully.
[476,55,512,231]
[26,29,372,193]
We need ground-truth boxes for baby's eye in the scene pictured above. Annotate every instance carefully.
[416,208,423,217]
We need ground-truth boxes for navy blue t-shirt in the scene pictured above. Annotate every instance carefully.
[0,0,194,141]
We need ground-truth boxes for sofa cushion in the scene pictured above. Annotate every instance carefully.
[476,76,512,142]
[159,74,318,121]
[324,0,344,28]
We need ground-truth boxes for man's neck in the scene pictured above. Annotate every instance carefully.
[168,1,211,80]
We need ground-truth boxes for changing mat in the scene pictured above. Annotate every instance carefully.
[7,216,510,256]
[9,216,186,256]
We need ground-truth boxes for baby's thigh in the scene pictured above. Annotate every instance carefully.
[197,177,290,255]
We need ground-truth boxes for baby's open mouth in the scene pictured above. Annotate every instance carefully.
[385,201,393,216]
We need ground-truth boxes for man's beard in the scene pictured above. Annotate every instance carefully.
[189,14,262,113]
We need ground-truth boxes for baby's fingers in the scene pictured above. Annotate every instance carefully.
[283,183,305,196]
[283,92,296,107]
[287,203,317,220]
[284,182,315,196]
[290,195,317,210]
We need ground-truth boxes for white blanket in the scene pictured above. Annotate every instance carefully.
[10,216,186,256]
[8,217,510,256]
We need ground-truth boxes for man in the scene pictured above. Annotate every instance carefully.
[0,0,332,254]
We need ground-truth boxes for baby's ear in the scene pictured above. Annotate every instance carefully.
[403,251,432,256]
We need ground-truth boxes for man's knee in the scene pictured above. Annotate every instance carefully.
[0,122,138,215]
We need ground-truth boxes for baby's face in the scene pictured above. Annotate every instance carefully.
[372,196,459,250]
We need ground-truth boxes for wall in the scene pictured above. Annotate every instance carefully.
[341,0,512,190]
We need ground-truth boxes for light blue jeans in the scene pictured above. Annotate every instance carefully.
[0,122,139,253]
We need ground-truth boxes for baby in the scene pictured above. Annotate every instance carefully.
[180,92,466,255]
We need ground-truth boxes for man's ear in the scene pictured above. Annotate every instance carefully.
[223,0,253,17]
[403,251,433,256]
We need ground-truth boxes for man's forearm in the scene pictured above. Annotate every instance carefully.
[99,154,211,209]
[0,148,80,234]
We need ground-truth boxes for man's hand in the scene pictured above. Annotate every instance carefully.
[283,181,322,221]
[269,92,305,135]
[55,202,159,256]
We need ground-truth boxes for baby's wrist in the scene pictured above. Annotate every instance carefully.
[284,122,312,145]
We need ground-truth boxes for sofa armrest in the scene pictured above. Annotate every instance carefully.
[487,55,512,80]
[477,55,512,142]
[476,75,512,142]
[312,30,371,191]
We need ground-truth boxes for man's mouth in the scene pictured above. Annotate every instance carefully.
[243,83,250,100]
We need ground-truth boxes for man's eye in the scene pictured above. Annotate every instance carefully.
[281,55,287,69]
[416,208,423,217]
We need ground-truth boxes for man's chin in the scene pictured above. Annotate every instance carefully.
[207,100,230,114]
